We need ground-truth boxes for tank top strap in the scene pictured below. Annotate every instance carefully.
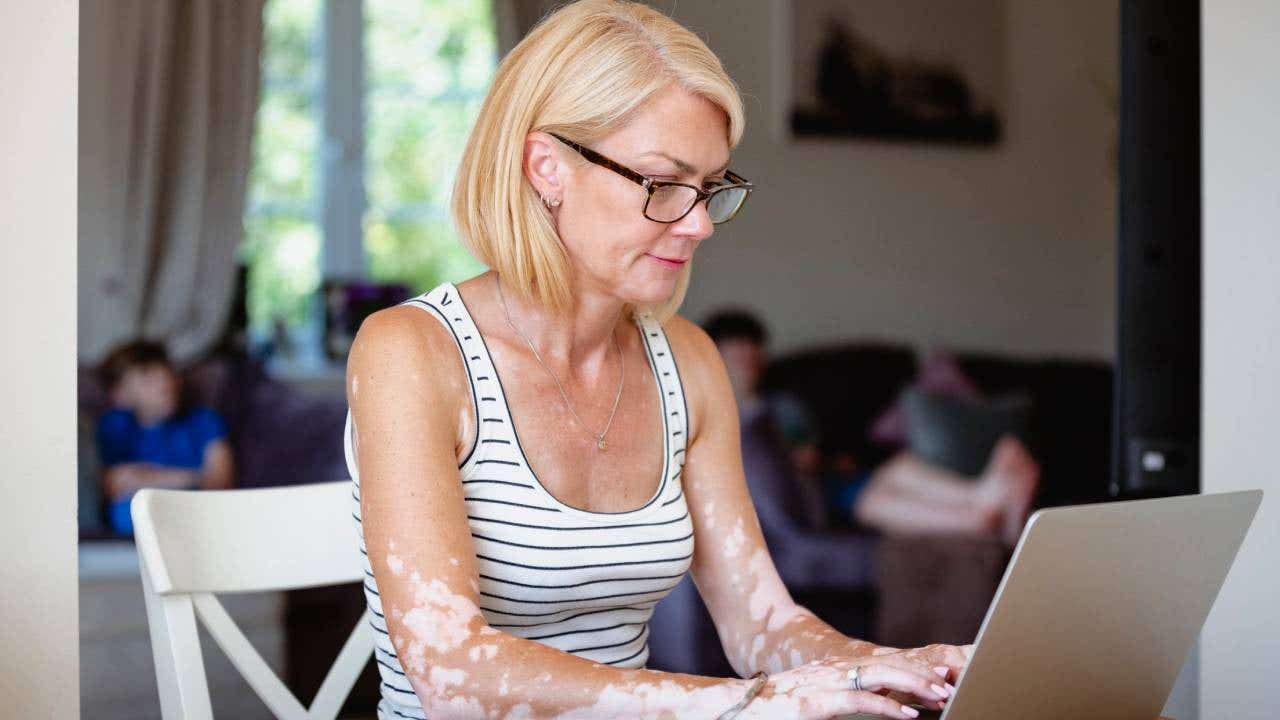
[399,282,512,476]
[633,312,689,476]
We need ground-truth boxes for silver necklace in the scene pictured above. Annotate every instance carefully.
[494,273,624,451]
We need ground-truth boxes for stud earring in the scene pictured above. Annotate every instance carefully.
[543,196,561,208]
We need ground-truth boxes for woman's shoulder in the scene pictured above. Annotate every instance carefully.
[658,313,719,367]
[658,313,738,446]
[657,313,730,400]
[347,301,469,406]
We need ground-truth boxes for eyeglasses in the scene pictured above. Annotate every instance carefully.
[549,133,753,224]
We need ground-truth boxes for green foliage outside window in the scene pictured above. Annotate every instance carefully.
[242,0,494,340]
[364,0,493,293]
[243,0,322,337]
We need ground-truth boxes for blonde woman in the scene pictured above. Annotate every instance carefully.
[346,2,971,718]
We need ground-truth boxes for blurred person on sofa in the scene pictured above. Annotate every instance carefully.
[703,310,1038,547]
[95,339,234,535]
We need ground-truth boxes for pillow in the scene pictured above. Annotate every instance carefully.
[902,387,1031,477]
[870,349,983,445]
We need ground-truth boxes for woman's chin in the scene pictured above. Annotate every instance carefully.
[627,277,680,307]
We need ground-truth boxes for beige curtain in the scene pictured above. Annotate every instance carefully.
[79,0,265,363]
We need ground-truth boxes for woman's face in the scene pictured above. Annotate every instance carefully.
[537,83,732,307]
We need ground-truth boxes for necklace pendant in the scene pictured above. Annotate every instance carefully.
[596,438,607,451]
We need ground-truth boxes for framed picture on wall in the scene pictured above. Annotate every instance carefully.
[788,0,1005,145]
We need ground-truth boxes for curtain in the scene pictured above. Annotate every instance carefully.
[79,0,265,362]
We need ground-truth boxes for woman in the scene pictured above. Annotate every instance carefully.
[346,2,971,718]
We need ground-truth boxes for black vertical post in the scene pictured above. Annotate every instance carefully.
[1114,0,1201,498]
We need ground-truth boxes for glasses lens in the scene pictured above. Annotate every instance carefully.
[707,185,749,224]
[646,184,699,222]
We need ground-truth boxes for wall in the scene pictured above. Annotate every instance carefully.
[663,0,1119,360]
[1200,0,1280,717]
[0,0,80,716]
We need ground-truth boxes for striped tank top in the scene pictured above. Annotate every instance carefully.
[347,281,694,720]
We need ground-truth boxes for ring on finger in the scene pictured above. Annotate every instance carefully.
[846,666,866,692]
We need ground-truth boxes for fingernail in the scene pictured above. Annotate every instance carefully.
[902,707,919,718]
[933,666,948,678]
[946,682,956,693]
[931,683,949,698]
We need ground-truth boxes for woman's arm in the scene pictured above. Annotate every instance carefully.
[666,317,965,702]
[347,308,759,719]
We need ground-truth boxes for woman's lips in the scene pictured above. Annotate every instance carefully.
[648,254,688,269]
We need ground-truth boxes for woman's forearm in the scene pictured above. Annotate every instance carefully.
[394,619,756,718]
[380,563,754,718]
[725,602,878,676]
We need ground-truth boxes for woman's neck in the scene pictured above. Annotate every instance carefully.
[490,271,628,381]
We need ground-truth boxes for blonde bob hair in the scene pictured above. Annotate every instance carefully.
[451,0,745,325]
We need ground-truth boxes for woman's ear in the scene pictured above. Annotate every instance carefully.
[523,131,564,204]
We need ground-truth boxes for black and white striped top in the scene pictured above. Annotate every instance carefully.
[347,282,694,720]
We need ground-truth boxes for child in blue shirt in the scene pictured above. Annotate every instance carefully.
[96,340,235,535]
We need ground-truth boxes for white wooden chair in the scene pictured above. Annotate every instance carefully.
[131,482,376,720]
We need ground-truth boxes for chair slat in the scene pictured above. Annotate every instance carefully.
[193,592,309,720]
[307,612,379,720]
[139,555,215,720]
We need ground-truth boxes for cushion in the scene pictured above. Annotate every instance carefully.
[870,349,983,445]
[902,387,1031,477]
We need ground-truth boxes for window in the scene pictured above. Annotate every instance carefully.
[243,0,493,352]
[243,0,323,340]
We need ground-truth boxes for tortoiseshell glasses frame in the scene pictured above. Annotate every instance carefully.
[548,132,753,224]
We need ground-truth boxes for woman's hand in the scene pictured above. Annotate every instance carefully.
[870,642,974,685]
[742,655,955,719]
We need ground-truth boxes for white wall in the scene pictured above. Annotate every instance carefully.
[664,0,1119,360]
[0,1,79,717]
[1200,1,1280,717]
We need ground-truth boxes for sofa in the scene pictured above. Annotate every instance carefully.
[645,341,1113,676]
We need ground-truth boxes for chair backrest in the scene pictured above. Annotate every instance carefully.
[131,482,375,720]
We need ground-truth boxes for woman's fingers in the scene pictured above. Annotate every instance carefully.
[845,689,927,719]
[881,690,947,714]
[903,643,969,683]
[868,654,952,693]
[854,663,951,706]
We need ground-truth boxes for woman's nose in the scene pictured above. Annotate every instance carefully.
[672,199,714,240]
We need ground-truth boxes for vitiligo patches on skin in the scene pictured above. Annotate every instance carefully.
[386,553,405,576]
[547,680,744,720]
[398,572,485,674]
[469,644,499,662]
[723,517,746,557]
[428,666,467,687]
[746,549,792,623]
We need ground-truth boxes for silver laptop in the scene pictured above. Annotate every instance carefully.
[896,490,1262,720]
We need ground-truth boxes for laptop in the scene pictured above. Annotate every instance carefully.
[885,490,1263,720]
